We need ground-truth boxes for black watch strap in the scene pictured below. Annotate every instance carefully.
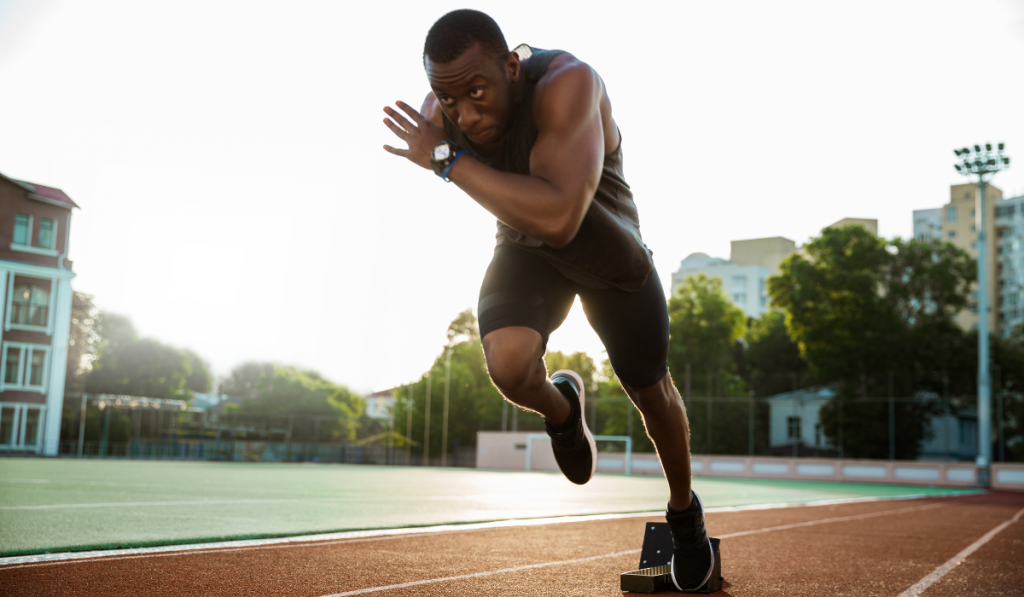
[430,141,463,177]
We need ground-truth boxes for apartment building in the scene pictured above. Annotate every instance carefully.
[0,173,77,456]
[914,184,1024,337]
[671,253,770,319]
[995,194,1024,337]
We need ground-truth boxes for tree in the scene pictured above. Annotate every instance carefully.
[84,311,212,401]
[768,226,976,458]
[65,291,99,393]
[182,349,212,393]
[218,362,276,398]
[393,310,505,462]
[86,337,193,399]
[666,274,751,454]
[745,311,809,397]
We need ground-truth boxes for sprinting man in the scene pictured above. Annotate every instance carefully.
[382,9,713,591]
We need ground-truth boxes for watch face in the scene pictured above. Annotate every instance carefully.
[432,143,451,162]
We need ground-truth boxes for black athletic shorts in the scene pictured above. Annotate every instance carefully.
[477,245,669,389]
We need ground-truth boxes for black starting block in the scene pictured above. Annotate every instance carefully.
[620,522,722,593]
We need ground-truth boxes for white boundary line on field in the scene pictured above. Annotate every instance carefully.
[0,491,970,569]
[896,506,1024,597]
[318,501,951,597]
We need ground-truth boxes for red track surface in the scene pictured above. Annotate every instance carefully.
[3,493,1022,597]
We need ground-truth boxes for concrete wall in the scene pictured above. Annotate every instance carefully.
[477,432,1024,490]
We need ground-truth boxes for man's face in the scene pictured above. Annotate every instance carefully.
[426,43,519,148]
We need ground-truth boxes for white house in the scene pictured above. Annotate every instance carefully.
[767,387,980,461]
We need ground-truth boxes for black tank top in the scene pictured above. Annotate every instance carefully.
[441,45,654,292]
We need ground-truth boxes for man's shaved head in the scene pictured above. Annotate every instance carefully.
[423,9,509,66]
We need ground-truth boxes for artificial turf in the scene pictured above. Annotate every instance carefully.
[0,458,980,556]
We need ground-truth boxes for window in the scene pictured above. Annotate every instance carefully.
[11,285,49,327]
[3,350,18,385]
[0,344,48,391]
[947,207,957,222]
[948,231,956,238]
[787,416,801,441]
[13,214,30,245]
[731,275,747,289]
[814,423,822,446]
[37,218,55,249]
[733,293,747,304]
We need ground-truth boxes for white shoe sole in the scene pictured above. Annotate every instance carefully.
[550,369,597,484]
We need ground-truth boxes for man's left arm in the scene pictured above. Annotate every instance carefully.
[384,62,605,249]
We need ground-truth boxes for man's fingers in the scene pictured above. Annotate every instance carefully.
[383,118,410,139]
[384,106,417,132]
[383,144,410,157]
[395,101,426,124]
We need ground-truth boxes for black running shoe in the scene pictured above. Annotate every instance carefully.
[667,491,714,592]
[544,370,597,485]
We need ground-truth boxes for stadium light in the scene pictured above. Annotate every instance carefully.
[953,141,1010,488]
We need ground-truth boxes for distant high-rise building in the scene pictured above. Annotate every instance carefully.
[730,237,797,277]
[914,183,1024,336]
[913,208,942,241]
[995,194,1024,338]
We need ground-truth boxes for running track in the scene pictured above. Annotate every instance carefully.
[2,492,1022,596]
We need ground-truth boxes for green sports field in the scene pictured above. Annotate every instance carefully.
[0,458,981,556]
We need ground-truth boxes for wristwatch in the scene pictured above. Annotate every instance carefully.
[430,140,466,182]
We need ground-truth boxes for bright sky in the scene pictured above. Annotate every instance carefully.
[2,0,1023,393]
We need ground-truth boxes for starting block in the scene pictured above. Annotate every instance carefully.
[620,522,722,594]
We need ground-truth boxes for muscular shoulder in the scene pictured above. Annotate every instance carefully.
[532,53,604,129]
[421,92,444,127]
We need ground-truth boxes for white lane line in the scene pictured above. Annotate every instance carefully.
[0,493,963,569]
[1,488,970,511]
[0,511,664,569]
[717,502,946,539]
[311,501,953,597]
[896,506,1024,597]
[321,550,641,597]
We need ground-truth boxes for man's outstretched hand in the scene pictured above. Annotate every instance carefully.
[383,101,447,170]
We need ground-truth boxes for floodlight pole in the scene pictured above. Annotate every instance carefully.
[954,143,1010,488]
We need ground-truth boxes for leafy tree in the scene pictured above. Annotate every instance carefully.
[394,310,505,462]
[768,226,976,458]
[745,311,809,397]
[222,363,364,441]
[65,291,99,393]
[182,349,212,393]
[218,362,275,398]
[666,274,752,454]
[86,337,193,399]
[667,274,747,391]
[83,311,212,401]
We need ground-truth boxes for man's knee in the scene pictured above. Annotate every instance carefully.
[482,327,544,394]
[624,373,680,417]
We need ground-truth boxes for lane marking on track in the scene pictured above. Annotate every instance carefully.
[320,550,642,597]
[0,488,976,511]
[717,502,946,539]
[0,494,960,569]
[310,501,951,597]
[895,506,1024,597]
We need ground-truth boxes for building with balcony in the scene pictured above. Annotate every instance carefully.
[0,173,78,455]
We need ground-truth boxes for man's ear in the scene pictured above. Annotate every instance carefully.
[506,51,521,83]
